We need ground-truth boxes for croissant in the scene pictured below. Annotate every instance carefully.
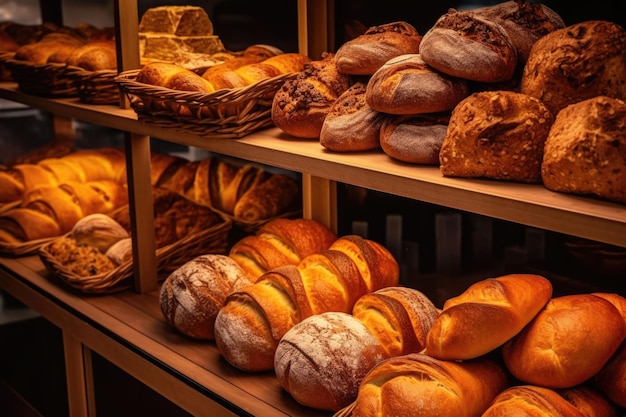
[213,235,399,371]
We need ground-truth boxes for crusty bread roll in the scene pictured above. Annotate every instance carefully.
[274,311,387,411]
[439,90,554,183]
[419,8,517,83]
[426,274,552,361]
[214,235,399,371]
[0,208,62,243]
[319,82,386,152]
[502,293,626,388]
[596,341,626,408]
[13,34,84,64]
[352,286,440,358]
[271,53,352,139]
[474,0,565,64]
[379,112,450,164]
[66,40,117,71]
[352,353,510,417]
[159,254,252,340]
[365,54,469,115]
[229,217,336,281]
[70,213,129,253]
[232,173,300,222]
[521,20,626,116]
[136,62,215,94]
[541,96,626,204]
[334,21,422,75]
[482,385,619,417]
[200,44,282,81]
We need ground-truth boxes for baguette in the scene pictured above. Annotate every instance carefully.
[425,274,552,360]
[214,235,399,371]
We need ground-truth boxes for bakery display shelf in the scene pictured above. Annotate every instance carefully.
[0,82,623,248]
[0,255,331,417]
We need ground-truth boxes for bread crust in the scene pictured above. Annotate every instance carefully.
[380,113,450,164]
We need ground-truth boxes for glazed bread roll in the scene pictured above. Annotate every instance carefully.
[502,293,626,388]
[365,54,469,115]
[334,21,422,75]
[70,213,129,253]
[159,254,252,340]
[482,385,619,417]
[274,311,387,412]
[541,96,626,204]
[439,90,554,183]
[425,274,552,361]
[136,62,215,93]
[352,286,440,358]
[352,353,510,417]
[379,112,450,164]
[214,235,399,371]
[419,8,517,83]
[271,53,352,138]
[319,82,386,152]
[521,20,626,116]
[229,217,336,281]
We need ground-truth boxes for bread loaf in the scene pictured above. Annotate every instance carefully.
[541,96,626,204]
[379,112,450,164]
[502,293,626,388]
[159,254,252,340]
[271,53,352,138]
[274,311,387,411]
[439,90,554,183]
[365,54,469,115]
[232,173,300,222]
[13,34,84,64]
[482,385,619,417]
[138,5,213,36]
[425,274,552,360]
[521,20,626,116]
[319,82,386,152]
[214,235,399,371]
[65,40,117,71]
[334,21,422,75]
[70,213,129,253]
[419,8,517,83]
[352,353,510,417]
[229,217,336,281]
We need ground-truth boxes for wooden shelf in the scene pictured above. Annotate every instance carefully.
[0,82,624,248]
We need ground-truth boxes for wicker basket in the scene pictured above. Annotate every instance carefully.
[333,401,356,417]
[0,236,56,257]
[4,57,79,97]
[115,68,296,138]
[0,51,15,81]
[66,65,119,105]
[39,213,232,294]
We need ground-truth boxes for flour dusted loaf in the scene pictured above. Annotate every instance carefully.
[159,254,252,340]
[521,20,626,116]
[214,235,399,371]
[502,293,626,388]
[70,213,129,253]
[541,96,626,204]
[352,353,510,417]
[439,90,554,183]
[334,21,422,75]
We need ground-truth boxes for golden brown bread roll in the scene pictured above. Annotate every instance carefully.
[13,34,84,64]
[0,163,58,203]
[232,173,300,221]
[214,235,399,371]
[482,385,619,417]
[0,208,62,243]
[319,81,386,152]
[70,213,129,253]
[136,62,215,94]
[200,44,283,81]
[352,352,510,417]
[521,20,626,116]
[439,90,554,183]
[229,217,336,281]
[334,21,422,75]
[271,53,352,138]
[159,254,252,340]
[365,54,469,115]
[502,293,626,388]
[541,96,626,204]
[425,274,553,361]
[419,8,518,83]
[596,341,626,408]
[65,40,117,71]
[274,311,387,412]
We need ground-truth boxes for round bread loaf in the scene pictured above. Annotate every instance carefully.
[419,9,517,83]
[502,293,626,388]
[274,311,387,412]
[521,20,626,116]
[71,213,129,253]
[379,113,450,164]
[334,21,422,75]
[319,82,386,152]
[439,90,554,183]
[541,96,626,204]
[271,53,352,138]
[159,254,252,340]
[366,54,469,115]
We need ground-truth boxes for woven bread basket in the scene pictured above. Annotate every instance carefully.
[4,57,79,97]
[66,65,119,104]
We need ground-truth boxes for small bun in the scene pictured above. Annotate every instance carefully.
[105,237,133,265]
[379,113,449,164]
